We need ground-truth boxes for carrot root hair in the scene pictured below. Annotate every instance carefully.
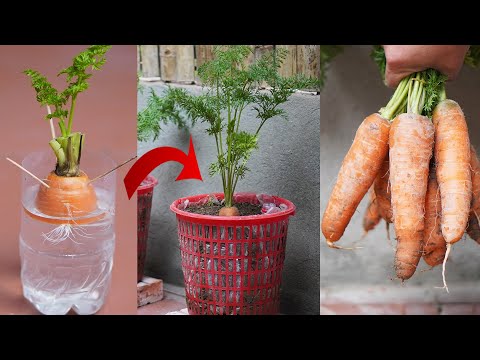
[386,222,393,248]
[326,240,363,250]
[437,243,452,293]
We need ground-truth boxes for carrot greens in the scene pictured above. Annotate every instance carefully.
[24,45,111,177]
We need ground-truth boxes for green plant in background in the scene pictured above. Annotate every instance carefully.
[137,87,187,142]
[24,45,111,177]
[320,45,343,90]
[166,45,320,209]
[137,73,144,94]
[370,45,386,80]
[464,45,480,68]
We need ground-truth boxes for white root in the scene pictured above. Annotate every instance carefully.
[436,243,452,293]
[327,240,363,250]
[41,202,94,245]
[386,222,393,248]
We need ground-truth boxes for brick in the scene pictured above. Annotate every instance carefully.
[137,276,164,307]
[440,304,474,315]
[404,303,440,315]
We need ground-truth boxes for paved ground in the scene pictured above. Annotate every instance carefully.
[321,303,480,315]
[321,283,480,315]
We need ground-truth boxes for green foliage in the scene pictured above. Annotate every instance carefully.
[24,45,111,176]
[137,87,186,142]
[24,45,111,135]
[23,70,68,119]
[168,45,320,206]
[370,45,386,79]
[320,45,343,90]
[422,69,447,118]
[464,45,480,68]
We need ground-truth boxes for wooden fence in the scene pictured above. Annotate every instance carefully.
[137,45,320,87]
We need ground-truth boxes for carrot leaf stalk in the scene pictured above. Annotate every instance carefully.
[407,72,426,115]
[379,75,412,120]
[24,45,111,177]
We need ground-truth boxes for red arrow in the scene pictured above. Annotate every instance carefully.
[124,136,202,199]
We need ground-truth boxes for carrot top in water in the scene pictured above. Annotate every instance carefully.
[24,45,111,177]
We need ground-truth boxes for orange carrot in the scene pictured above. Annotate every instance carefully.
[389,113,434,280]
[467,146,480,244]
[219,206,240,217]
[35,171,97,219]
[433,99,472,244]
[322,113,390,247]
[423,165,446,267]
[373,157,392,223]
[363,187,381,233]
[432,99,471,292]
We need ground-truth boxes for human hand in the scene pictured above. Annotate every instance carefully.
[383,45,470,88]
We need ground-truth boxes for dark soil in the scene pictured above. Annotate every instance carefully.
[184,202,262,216]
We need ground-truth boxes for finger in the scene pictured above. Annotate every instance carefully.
[385,66,412,88]
[437,63,462,82]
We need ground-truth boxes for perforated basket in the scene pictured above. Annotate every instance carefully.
[170,192,295,315]
[137,175,158,283]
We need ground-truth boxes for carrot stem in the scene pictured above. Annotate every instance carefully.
[58,120,67,138]
[46,105,56,140]
[380,75,412,120]
[407,73,426,115]
[54,132,83,177]
[67,95,77,135]
[49,139,66,167]
[438,84,446,102]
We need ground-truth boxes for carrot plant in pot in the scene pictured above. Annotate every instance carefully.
[167,45,320,315]
[17,45,117,315]
[137,82,187,282]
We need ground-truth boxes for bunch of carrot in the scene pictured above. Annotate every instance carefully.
[322,68,479,291]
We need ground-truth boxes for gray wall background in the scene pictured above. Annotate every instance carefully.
[139,82,320,314]
[321,45,480,291]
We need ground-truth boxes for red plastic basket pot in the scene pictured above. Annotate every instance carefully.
[170,192,295,315]
[137,175,158,283]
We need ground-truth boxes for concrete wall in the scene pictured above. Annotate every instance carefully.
[138,82,320,314]
[320,46,480,292]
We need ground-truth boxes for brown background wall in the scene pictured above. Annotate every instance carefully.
[0,45,137,314]
[138,45,320,90]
